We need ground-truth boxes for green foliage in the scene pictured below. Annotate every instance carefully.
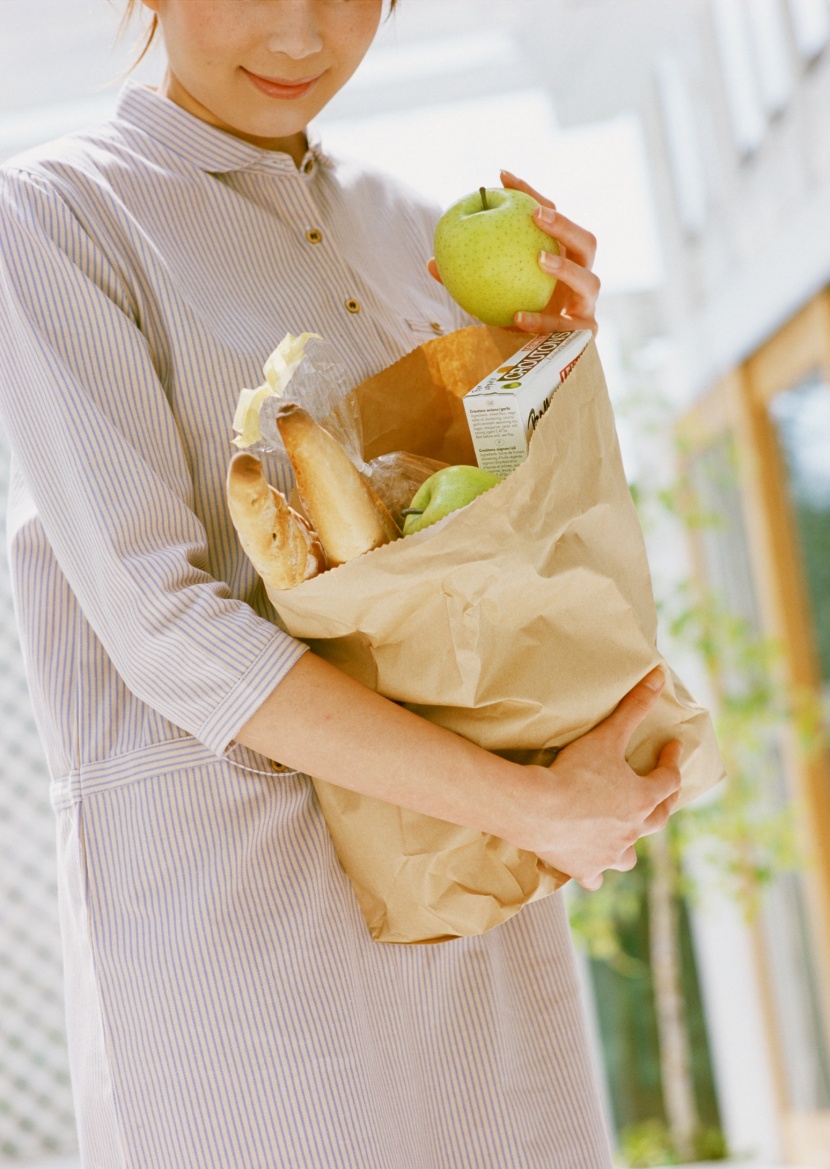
[565,868,646,974]
[694,1125,729,1160]
[619,1116,677,1166]
[619,1118,728,1167]
[663,584,815,918]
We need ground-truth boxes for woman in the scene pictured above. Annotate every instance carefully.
[0,2,681,1165]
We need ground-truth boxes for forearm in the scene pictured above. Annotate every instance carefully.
[236,656,684,889]
[235,650,529,843]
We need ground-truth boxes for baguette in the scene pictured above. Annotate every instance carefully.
[227,452,326,593]
[275,403,399,566]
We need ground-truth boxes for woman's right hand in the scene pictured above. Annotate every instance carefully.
[516,669,683,890]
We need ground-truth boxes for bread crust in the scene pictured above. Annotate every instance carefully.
[227,452,326,593]
[275,403,399,566]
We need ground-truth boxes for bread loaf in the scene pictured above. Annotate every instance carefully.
[227,452,326,593]
[275,403,399,567]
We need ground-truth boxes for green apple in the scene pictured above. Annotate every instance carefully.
[433,187,559,327]
[401,465,501,535]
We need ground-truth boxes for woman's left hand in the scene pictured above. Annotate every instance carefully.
[428,170,601,336]
[502,170,600,335]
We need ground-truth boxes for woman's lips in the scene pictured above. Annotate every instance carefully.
[243,69,321,100]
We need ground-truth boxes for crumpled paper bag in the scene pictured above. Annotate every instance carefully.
[264,326,725,944]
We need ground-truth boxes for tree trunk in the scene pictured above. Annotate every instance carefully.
[647,830,700,1162]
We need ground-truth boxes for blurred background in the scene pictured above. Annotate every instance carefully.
[1,1,829,1166]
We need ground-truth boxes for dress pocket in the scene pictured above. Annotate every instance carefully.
[405,318,449,336]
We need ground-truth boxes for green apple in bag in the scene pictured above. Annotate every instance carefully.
[401,465,501,535]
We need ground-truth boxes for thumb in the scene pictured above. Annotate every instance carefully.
[600,667,665,747]
[426,257,443,285]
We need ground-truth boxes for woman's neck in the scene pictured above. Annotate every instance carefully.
[158,70,310,167]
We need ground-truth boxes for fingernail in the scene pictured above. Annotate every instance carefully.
[534,205,556,226]
[540,249,562,270]
[516,311,539,328]
[500,169,518,181]
[643,667,665,691]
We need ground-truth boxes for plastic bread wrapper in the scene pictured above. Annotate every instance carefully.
[232,333,445,526]
[261,326,725,945]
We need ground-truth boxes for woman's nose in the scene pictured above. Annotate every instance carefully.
[265,0,324,59]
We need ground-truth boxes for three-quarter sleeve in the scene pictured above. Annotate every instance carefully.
[0,166,307,755]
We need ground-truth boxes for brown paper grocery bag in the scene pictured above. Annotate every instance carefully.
[266,327,725,945]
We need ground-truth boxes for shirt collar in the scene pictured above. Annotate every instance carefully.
[115,80,333,176]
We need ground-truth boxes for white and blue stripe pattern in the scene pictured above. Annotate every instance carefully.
[1,82,613,1167]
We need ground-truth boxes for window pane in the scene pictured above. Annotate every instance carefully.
[655,54,708,237]
[689,432,830,1110]
[768,375,830,698]
[710,0,767,155]
[761,870,830,1109]
[788,0,830,59]
[746,0,794,115]
[691,434,760,630]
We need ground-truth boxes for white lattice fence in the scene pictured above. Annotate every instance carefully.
[0,438,77,1162]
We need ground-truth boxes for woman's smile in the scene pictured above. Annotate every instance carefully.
[241,68,323,100]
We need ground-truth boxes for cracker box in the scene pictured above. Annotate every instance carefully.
[463,329,593,476]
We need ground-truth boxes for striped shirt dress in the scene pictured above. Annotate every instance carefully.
[0,82,614,1168]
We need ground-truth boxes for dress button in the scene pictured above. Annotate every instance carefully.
[302,157,314,174]
[305,228,323,245]
[430,321,444,334]
[345,298,361,314]
[270,760,292,773]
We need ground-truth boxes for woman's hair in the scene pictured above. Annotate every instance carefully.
[119,0,158,70]
[119,0,398,72]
